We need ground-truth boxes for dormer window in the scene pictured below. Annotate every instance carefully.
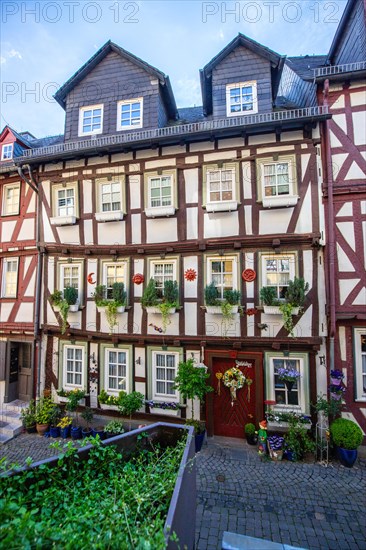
[1,144,13,160]
[78,104,103,136]
[117,98,143,131]
[226,81,258,116]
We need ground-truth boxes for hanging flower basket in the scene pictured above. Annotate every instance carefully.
[223,367,246,405]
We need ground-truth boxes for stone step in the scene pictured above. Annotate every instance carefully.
[0,421,23,436]
[0,433,13,445]
[0,409,23,423]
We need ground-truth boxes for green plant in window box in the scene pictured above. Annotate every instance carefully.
[142,279,178,332]
[50,289,63,306]
[204,282,220,306]
[141,278,160,308]
[280,278,309,337]
[93,285,107,307]
[259,286,279,307]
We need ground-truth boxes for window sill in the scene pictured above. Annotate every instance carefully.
[145,206,176,218]
[205,200,238,213]
[95,211,124,222]
[50,215,77,226]
[262,195,299,208]
[149,406,180,417]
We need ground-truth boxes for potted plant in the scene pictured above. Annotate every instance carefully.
[330,369,344,386]
[118,391,145,431]
[104,420,125,438]
[51,286,79,334]
[98,389,122,410]
[93,284,107,312]
[81,407,94,438]
[142,279,178,332]
[283,416,315,461]
[279,278,309,336]
[64,286,79,312]
[330,417,363,467]
[49,405,62,438]
[35,397,57,436]
[50,290,63,311]
[329,384,346,401]
[20,400,37,433]
[267,434,285,460]
[57,416,72,438]
[112,282,127,313]
[174,358,214,452]
[244,422,257,445]
[65,388,86,439]
[147,400,181,417]
[276,364,301,392]
[259,286,280,314]
[204,282,220,313]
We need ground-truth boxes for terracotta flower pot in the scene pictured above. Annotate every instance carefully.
[36,423,49,436]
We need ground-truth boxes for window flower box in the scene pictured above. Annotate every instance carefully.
[205,305,239,314]
[95,211,124,222]
[267,420,312,433]
[263,305,299,315]
[56,395,86,407]
[99,403,119,411]
[149,405,180,417]
[145,205,176,218]
[145,306,176,315]
[69,304,80,313]
[50,215,77,226]
[97,305,125,313]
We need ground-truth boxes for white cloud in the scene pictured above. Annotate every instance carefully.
[0,57,6,65]
[8,49,22,60]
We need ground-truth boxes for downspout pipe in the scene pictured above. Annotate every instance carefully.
[322,80,336,373]
[17,164,43,399]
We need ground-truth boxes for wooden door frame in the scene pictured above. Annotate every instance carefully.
[4,338,34,403]
[205,349,264,437]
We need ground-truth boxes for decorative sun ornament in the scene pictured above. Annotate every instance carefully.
[184,268,197,281]
[132,273,144,285]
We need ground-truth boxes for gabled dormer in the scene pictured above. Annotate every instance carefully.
[54,41,178,141]
[0,126,33,164]
[200,33,284,118]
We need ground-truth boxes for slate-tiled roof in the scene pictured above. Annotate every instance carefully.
[29,135,64,148]
[177,107,205,124]
[287,55,327,80]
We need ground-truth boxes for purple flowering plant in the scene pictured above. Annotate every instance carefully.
[329,384,345,395]
[268,435,284,451]
[330,369,344,380]
[147,400,180,410]
[276,367,301,382]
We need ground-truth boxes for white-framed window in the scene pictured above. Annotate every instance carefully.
[1,144,13,160]
[1,258,19,298]
[105,348,129,393]
[102,262,127,300]
[207,256,238,300]
[78,104,104,136]
[261,254,296,301]
[117,98,143,131]
[266,354,309,413]
[152,351,179,400]
[149,175,172,208]
[64,345,84,387]
[2,183,20,216]
[257,156,298,207]
[59,263,81,300]
[150,260,176,295]
[354,328,366,401]
[57,188,75,217]
[144,170,176,217]
[100,181,121,212]
[226,81,258,116]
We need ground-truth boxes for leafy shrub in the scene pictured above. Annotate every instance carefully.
[223,289,241,305]
[259,286,278,306]
[204,282,219,306]
[330,418,363,450]
[64,286,78,305]
[141,278,159,307]
[244,422,255,435]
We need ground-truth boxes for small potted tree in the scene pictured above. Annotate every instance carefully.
[81,407,94,438]
[118,391,145,431]
[174,358,214,452]
[35,397,57,436]
[65,388,86,440]
[64,286,79,312]
[330,417,363,467]
[244,422,257,445]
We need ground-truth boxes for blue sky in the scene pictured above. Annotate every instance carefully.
[1,0,347,138]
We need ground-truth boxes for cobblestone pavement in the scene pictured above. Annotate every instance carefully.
[196,437,366,550]
[1,433,366,550]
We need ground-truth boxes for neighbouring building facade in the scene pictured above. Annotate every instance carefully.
[1,0,365,439]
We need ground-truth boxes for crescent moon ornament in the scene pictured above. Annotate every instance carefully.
[87,273,96,285]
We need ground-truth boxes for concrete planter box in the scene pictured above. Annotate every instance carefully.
[97,305,125,313]
[145,306,176,314]
[4,423,195,550]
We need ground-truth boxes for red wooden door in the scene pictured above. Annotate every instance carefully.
[212,357,257,438]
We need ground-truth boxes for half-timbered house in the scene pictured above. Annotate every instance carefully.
[0,127,38,441]
[315,0,366,434]
[13,35,334,437]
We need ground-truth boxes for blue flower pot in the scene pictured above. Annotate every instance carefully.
[60,426,70,439]
[337,447,358,468]
[82,428,93,438]
[50,426,60,438]
[194,431,205,453]
[71,426,82,440]
[284,449,297,461]
[92,428,105,440]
